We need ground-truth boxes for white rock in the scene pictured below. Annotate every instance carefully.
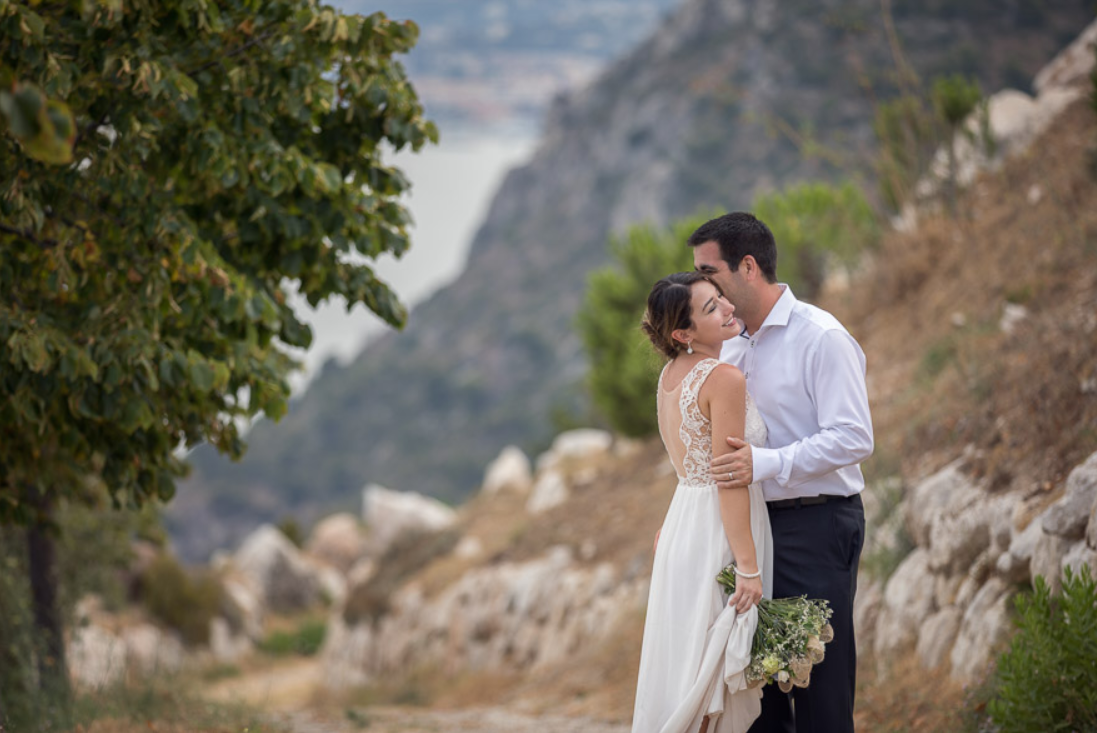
[319,546,645,686]
[996,517,1043,584]
[209,616,252,663]
[874,548,936,658]
[221,576,264,641]
[481,445,533,495]
[1000,303,1028,335]
[917,607,963,670]
[1030,529,1073,594]
[1033,18,1097,93]
[853,578,883,657]
[315,562,347,607]
[306,513,366,574]
[362,484,457,553]
[1027,184,1043,205]
[526,469,569,514]
[905,462,970,547]
[950,577,1015,682]
[1062,540,1097,580]
[347,557,377,587]
[907,463,1000,576]
[68,625,126,689]
[1088,500,1097,551]
[1042,451,1097,540]
[455,535,484,560]
[233,524,321,613]
[123,623,184,674]
[537,428,614,471]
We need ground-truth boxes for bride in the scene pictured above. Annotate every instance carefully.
[632,272,773,733]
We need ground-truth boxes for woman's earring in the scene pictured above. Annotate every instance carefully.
[687,341,694,355]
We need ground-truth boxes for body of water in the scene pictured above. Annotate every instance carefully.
[288,131,535,392]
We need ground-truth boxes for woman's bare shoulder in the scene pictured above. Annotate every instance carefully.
[700,361,745,400]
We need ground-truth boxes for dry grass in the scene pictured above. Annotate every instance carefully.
[401,101,1097,724]
[853,649,981,733]
[414,439,676,602]
[832,100,1097,497]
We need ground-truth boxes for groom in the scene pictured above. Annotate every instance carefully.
[689,212,873,733]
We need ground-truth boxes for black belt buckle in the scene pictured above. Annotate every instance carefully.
[768,495,833,510]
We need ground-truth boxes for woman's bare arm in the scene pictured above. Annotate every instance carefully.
[702,364,762,612]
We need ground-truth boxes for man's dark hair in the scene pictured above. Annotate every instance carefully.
[687,212,778,283]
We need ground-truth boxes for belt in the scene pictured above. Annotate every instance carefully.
[766,494,853,510]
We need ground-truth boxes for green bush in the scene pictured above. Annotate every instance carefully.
[988,565,1097,732]
[577,215,707,437]
[259,618,327,657]
[140,554,222,646]
[751,181,879,301]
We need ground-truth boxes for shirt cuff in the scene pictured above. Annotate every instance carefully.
[752,447,781,484]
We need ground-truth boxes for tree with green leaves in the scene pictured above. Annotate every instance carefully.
[751,181,879,301]
[577,216,707,437]
[1,0,435,721]
[931,74,984,215]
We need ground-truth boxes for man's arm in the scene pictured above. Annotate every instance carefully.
[753,329,873,487]
[712,329,872,490]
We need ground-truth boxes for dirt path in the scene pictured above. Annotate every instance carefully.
[201,658,630,733]
[272,707,630,733]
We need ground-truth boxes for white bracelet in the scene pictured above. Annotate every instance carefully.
[733,565,761,579]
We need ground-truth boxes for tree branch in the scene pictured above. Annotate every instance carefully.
[0,223,60,249]
[186,29,280,76]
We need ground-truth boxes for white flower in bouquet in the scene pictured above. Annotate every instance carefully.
[716,564,834,690]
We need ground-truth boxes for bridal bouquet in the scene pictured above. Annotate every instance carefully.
[717,565,834,692]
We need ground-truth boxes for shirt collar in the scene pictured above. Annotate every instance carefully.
[743,284,796,337]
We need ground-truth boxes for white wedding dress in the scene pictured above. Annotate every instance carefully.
[632,358,773,733]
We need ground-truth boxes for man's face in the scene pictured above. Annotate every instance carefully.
[693,240,743,306]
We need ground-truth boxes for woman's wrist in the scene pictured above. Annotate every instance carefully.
[733,563,761,579]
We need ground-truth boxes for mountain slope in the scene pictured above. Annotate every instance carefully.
[169,0,1096,560]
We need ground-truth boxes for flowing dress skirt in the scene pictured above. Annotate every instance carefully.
[631,479,771,733]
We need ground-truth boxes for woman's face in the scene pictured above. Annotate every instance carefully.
[686,280,740,347]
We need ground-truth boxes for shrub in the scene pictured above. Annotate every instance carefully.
[987,565,1097,732]
[577,215,707,437]
[751,181,879,301]
[259,618,327,657]
[140,554,222,646]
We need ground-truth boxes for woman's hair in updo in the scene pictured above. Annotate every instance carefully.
[641,271,715,360]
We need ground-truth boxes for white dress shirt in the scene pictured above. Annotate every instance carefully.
[721,285,873,502]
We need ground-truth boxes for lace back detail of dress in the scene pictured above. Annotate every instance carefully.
[674,359,721,486]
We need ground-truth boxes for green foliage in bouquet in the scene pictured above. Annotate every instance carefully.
[987,566,1097,733]
[717,565,833,692]
[577,214,709,437]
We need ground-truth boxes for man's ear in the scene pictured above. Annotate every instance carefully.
[740,254,759,280]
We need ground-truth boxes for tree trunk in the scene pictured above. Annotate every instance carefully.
[26,489,72,726]
[945,133,959,217]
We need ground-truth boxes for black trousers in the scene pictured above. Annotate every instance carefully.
[748,494,864,733]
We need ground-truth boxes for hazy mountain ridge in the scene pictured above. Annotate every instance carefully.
[170,0,1096,561]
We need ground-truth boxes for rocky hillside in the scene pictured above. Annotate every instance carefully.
[70,21,1097,732]
[169,0,1097,561]
[314,26,1097,722]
